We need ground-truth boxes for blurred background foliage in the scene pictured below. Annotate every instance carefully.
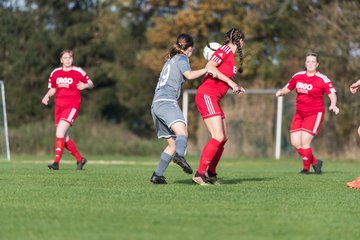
[1,0,360,158]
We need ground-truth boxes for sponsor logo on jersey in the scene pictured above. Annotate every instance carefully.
[57,77,73,88]
[296,82,313,94]
[218,53,224,58]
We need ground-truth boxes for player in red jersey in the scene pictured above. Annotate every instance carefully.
[276,52,339,174]
[346,79,360,189]
[193,28,246,185]
[42,50,94,170]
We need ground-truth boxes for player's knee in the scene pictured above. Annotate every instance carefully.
[213,134,225,142]
[290,139,301,149]
[357,126,360,137]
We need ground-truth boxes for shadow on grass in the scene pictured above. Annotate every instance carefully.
[174,177,273,185]
[221,177,273,184]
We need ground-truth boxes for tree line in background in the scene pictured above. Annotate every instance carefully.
[1,0,360,156]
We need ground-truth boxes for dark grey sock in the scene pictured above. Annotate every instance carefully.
[175,135,188,156]
[155,152,173,176]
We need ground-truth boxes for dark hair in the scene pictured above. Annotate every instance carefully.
[223,28,245,74]
[165,33,194,60]
[306,52,319,62]
[59,49,73,66]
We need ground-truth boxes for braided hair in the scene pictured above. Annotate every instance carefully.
[223,28,245,74]
[165,33,194,60]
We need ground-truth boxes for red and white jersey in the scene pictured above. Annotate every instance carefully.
[197,45,237,99]
[286,71,336,114]
[48,66,90,107]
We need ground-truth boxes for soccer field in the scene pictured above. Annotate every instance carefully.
[0,156,360,240]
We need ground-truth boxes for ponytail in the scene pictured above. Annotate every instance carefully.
[165,33,194,60]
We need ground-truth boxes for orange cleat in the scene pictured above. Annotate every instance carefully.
[346,176,360,189]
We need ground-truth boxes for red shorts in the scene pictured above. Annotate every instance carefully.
[290,111,324,136]
[195,93,225,119]
[54,105,79,126]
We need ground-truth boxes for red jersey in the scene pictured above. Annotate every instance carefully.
[197,45,237,99]
[48,66,89,107]
[286,71,336,114]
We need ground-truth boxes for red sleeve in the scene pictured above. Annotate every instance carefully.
[286,76,297,91]
[316,73,335,94]
[48,71,57,88]
[75,67,89,83]
[324,81,336,94]
[209,45,232,65]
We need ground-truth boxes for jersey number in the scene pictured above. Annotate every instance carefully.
[157,64,170,88]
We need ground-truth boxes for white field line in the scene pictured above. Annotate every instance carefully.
[5,160,247,167]
[14,160,158,166]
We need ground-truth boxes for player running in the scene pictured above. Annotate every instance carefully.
[193,28,246,185]
[42,50,94,170]
[346,79,360,189]
[150,33,215,184]
[276,52,339,174]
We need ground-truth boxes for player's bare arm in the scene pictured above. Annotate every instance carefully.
[205,60,243,94]
[41,88,56,105]
[275,87,290,97]
[183,68,212,80]
[328,92,339,115]
[77,80,94,90]
[350,79,360,94]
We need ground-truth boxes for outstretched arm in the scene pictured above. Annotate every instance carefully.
[350,79,360,94]
[275,87,291,97]
[42,88,56,105]
[328,92,339,115]
[203,60,244,94]
[183,68,209,80]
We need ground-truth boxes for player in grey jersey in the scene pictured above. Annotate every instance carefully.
[150,33,216,184]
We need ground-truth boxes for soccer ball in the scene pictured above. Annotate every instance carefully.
[203,42,221,61]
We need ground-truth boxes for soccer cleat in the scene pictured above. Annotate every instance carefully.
[312,159,323,174]
[76,158,87,170]
[205,170,219,185]
[150,172,167,184]
[48,162,59,170]
[192,172,210,186]
[299,169,310,174]
[346,176,360,189]
[172,153,193,174]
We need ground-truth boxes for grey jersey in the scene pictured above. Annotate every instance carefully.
[152,54,191,103]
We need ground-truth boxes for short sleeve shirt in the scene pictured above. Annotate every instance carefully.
[48,66,89,107]
[197,45,237,99]
[286,71,336,114]
[152,54,191,103]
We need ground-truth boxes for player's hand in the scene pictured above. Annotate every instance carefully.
[207,69,217,78]
[236,86,246,95]
[77,82,88,90]
[350,83,359,94]
[329,105,339,115]
[227,81,240,93]
[41,95,49,105]
[275,89,283,97]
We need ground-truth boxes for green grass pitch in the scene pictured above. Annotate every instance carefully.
[1,156,360,240]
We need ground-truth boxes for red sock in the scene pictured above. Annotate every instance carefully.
[54,137,65,164]
[208,140,227,173]
[301,148,313,170]
[309,148,318,165]
[197,138,222,174]
[65,139,83,162]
